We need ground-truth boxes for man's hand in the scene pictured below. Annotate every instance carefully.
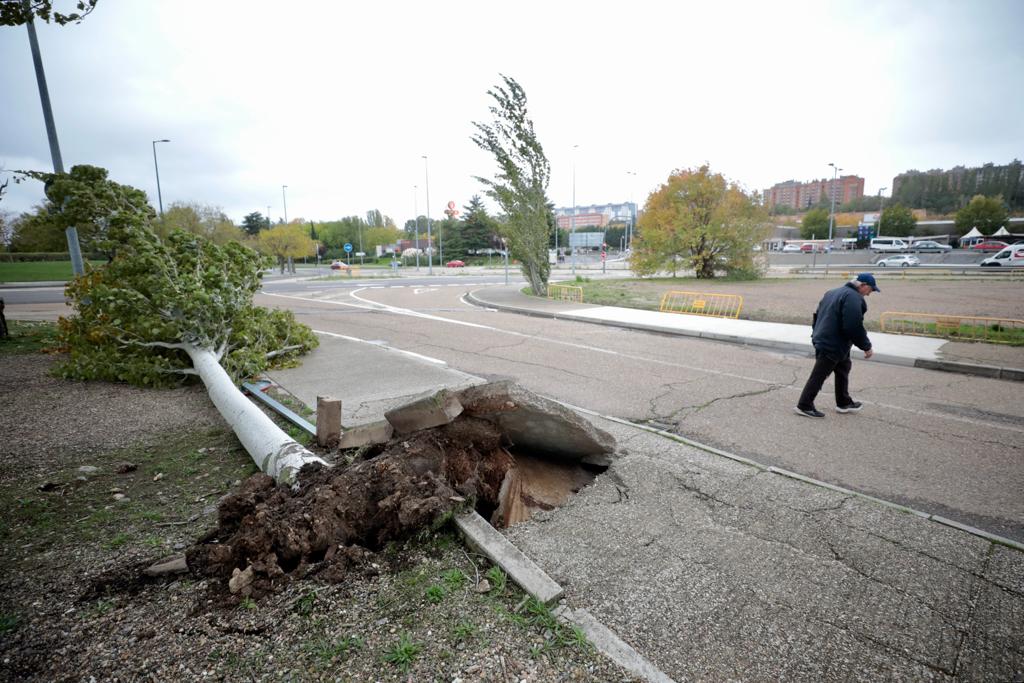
[864,349,874,359]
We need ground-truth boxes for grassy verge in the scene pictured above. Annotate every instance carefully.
[0,320,61,355]
[0,261,106,283]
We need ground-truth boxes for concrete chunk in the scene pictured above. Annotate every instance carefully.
[338,420,395,449]
[457,381,616,466]
[316,396,342,448]
[455,510,563,605]
[385,389,463,434]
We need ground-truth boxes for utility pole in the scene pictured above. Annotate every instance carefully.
[423,156,433,275]
[825,162,841,276]
[25,9,84,276]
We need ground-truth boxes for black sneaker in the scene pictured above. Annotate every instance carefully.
[794,406,825,418]
[836,402,863,413]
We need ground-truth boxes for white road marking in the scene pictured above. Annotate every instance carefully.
[313,329,448,365]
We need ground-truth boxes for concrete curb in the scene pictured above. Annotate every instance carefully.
[0,280,67,289]
[556,400,1024,553]
[466,289,1024,382]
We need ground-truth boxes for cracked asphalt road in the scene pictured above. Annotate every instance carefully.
[258,279,1024,545]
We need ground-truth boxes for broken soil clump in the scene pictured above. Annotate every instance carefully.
[188,418,516,598]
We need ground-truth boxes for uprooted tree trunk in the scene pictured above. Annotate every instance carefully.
[184,345,327,486]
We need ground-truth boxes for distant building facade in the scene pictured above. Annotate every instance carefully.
[554,202,637,229]
[764,175,865,210]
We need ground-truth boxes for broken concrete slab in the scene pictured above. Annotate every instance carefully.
[457,381,616,466]
[337,419,395,449]
[384,388,463,434]
[493,454,596,527]
[455,510,563,605]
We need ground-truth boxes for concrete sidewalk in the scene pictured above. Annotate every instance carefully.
[264,331,1024,682]
[468,285,1024,381]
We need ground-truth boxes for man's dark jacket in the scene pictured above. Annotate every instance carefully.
[811,282,872,357]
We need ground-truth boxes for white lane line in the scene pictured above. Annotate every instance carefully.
[263,290,1024,434]
[313,329,448,365]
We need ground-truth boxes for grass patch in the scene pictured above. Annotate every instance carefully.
[381,632,422,672]
[0,320,60,355]
[0,260,107,282]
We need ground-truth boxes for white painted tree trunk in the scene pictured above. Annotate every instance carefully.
[184,345,328,486]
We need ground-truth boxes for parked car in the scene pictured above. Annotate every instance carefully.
[969,241,1008,252]
[782,243,802,253]
[800,243,827,253]
[329,260,350,270]
[980,244,1024,266]
[911,240,952,253]
[445,259,465,268]
[875,254,920,267]
[870,237,910,253]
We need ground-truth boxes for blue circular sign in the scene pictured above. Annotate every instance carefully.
[343,243,353,253]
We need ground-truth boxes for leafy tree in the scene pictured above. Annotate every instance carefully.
[1,0,98,26]
[955,195,1008,235]
[0,209,14,249]
[17,165,154,259]
[460,195,499,254]
[257,224,316,273]
[879,204,917,237]
[8,207,65,251]
[159,201,241,246]
[472,75,552,295]
[800,207,830,240]
[57,209,323,484]
[632,165,770,279]
[242,211,268,236]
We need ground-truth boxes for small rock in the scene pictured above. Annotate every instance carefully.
[135,628,156,640]
[115,462,137,474]
[153,473,164,482]
[450,495,466,503]
[112,493,127,501]
[475,579,491,594]
[228,565,254,596]
[78,466,100,475]
[144,555,188,577]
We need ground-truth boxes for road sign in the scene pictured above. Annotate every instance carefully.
[343,243,353,253]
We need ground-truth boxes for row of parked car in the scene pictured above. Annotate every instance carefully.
[872,243,1024,267]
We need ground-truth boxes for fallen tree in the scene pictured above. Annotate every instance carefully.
[56,188,324,485]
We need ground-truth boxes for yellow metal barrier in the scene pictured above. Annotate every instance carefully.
[880,311,1024,345]
[547,283,583,303]
[659,291,743,319]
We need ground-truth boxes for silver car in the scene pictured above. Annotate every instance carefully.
[875,254,920,267]
[911,240,952,253]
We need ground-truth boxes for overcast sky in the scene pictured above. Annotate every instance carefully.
[2,0,1023,226]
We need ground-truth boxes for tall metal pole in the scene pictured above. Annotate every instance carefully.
[571,144,578,275]
[877,187,887,239]
[266,205,271,228]
[626,170,637,250]
[282,185,288,223]
[151,139,169,219]
[423,156,433,275]
[413,185,420,271]
[825,162,840,275]
[25,9,84,275]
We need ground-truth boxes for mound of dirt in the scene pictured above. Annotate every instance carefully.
[187,417,515,598]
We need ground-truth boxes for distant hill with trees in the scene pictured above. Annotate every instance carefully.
[891,160,1023,214]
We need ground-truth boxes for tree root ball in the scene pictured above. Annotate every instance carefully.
[187,418,512,597]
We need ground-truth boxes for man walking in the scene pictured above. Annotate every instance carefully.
[795,273,880,418]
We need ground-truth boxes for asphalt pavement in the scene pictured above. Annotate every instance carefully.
[263,287,1024,682]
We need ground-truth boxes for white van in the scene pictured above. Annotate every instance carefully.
[870,238,910,253]
[980,244,1024,267]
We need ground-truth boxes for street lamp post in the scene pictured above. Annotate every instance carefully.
[626,170,637,250]
[413,185,420,271]
[151,139,170,219]
[571,144,579,276]
[25,11,84,276]
[825,162,841,275]
[282,185,288,223]
[266,205,272,229]
[877,187,887,239]
[423,156,433,275]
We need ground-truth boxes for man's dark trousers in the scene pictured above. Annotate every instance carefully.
[797,349,853,409]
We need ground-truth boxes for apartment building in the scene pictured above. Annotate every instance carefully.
[764,175,865,209]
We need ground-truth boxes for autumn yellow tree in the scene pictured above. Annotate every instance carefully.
[632,166,770,279]
[257,224,316,274]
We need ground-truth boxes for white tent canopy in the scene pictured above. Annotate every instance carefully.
[993,226,1010,236]
[961,227,983,238]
